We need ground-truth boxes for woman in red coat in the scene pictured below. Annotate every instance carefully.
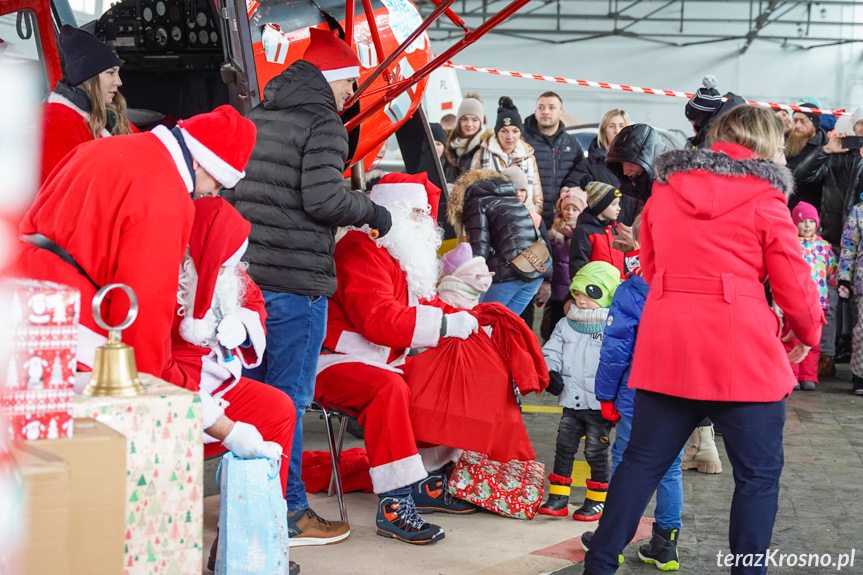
[583,106,822,575]
[40,25,136,182]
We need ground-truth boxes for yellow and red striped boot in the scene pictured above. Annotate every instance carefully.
[538,474,572,516]
[572,479,607,521]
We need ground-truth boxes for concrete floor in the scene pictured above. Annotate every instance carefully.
[202,363,863,574]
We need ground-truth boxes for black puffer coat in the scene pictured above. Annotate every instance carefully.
[228,60,384,296]
[569,137,620,191]
[786,129,829,212]
[447,170,552,283]
[606,124,667,226]
[523,115,584,227]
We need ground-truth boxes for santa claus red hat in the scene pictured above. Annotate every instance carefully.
[370,172,442,220]
[302,27,361,83]
[179,197,252,346]
[177,105,257,189]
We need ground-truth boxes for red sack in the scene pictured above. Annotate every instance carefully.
[404,332,535,462]
[301,448,374,494]
[448,451,545,520]
[474,302,549,395]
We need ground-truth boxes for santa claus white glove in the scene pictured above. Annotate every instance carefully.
[222,421,283,460]
[217,315,247,349]
[443,311,479,340]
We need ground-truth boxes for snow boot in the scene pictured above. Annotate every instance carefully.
[537,473,572,516]
[580,531,624,564]
[638,522,680,571]
[376,495,445,545]
[572,479,606,521]
[818,354,836,377]
[681,425,722,474]
[853,375,863,396]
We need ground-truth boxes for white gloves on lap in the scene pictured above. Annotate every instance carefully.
[443,311,479,340]
[222,421,283,460]
[217,315,247,349]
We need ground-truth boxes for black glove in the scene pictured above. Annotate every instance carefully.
[369,204,393,238]
[546,371,564,396]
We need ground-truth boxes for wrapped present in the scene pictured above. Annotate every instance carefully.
[215,453,289,575]
[74,373,203,575]
[1,279,79,440]
[448,451,545,520]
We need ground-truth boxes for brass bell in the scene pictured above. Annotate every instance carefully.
[82,283,146,397]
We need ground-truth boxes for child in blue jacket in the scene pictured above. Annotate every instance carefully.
[580,215,685,572]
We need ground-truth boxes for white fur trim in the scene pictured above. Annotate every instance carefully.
[76,324,109,369]
[334,330,391,365]
[47,92,111,138]
[151,125,194,193]
[223,239,248,267]
[234,306,266,368]
[320,66,360,83]
[370,182,428,211]
[410,305,442,348]
[418,446,462,472]
[369,453,427,494]
[316,355,403,375]
[179,317,211,346]
[179,128,244,188]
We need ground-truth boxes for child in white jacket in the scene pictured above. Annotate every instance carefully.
[538,261,622,521]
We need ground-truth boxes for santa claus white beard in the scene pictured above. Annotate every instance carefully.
[367,203,443,300]
[176,252,247,341]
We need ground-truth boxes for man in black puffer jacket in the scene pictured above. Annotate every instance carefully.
[523,92,584,228]
[227,28,391,546]
[605,124,667,226]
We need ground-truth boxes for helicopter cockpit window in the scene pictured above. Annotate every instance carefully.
[0,10,49,99]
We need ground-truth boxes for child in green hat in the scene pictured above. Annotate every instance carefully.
[538,261,622,520]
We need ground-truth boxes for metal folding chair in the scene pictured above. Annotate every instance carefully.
[305,400,360,524]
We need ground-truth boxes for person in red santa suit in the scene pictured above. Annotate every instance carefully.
[15,105,256,378]
[316,173,484,546]
[161,197,298,575]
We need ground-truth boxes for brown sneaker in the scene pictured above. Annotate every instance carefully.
[288,507,350,547]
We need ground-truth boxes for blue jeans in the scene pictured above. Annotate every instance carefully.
[611,414,683,530]
[585,391,786,575]
[244,290,328,512]
[480,277,543,316]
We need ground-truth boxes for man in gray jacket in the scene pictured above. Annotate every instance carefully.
[229,27,391,546]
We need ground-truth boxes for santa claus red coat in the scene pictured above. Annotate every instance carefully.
[630,142,823,402]
[17,127,195,376]
[40,92,139,182]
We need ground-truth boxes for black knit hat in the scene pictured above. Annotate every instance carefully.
[59,25,122,86]
[495,96,524,134]
[685,75,722,132]
[430,122,447,145]
[795,100,822,131]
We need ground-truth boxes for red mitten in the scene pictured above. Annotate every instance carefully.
[600,401,621,424]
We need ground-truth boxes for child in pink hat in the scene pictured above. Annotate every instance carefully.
[437,243,494,309]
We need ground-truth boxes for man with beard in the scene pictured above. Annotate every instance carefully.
[786,101,829,211]
[161,197,299,574]
[314,173,482,546]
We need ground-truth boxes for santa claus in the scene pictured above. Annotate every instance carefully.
[160,197,296,572]
[16,106,256,377]
[315,173,490,546]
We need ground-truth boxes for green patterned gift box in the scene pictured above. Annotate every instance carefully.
[74,374,203,575]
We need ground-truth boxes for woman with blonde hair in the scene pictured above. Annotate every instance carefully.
[571,108,630,190]
[582,105,820,574]
[41,25,136,181]
[469,96,543,214]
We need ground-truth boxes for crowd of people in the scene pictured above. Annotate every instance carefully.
[13,18,861,575]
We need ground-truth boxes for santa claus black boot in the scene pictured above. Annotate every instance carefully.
[538,474,572,517]
[572,479,607,521]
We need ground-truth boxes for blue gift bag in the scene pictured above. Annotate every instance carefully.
[215,452,290,575]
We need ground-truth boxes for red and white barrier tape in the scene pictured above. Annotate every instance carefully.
[443,62,850,116]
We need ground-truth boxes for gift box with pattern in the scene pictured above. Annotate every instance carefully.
[74,374,203,575]
[1,279,79,440]
[448,451,546,520]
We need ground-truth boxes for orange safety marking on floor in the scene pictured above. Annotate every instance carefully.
[529,516,654,563]
[520,405,563,414]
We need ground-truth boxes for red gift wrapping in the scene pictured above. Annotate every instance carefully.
[448,451,546,520]
[1,279,79,440]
